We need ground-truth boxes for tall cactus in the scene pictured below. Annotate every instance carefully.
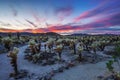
[7,47,19,77]
[55,44,63,60]
[2,37,12,51]
[8,32,12,38]
[16,32,20,40]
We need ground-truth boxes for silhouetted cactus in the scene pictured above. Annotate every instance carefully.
[8,32,12,38]
[16,32,20,40]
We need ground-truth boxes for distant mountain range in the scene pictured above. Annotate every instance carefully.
[0,32,119,37]
[0,32,61,36]
[71,33,89,36]
[71,33,120,36]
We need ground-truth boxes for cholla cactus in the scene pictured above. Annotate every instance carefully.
[56,39,63,43]
[16,32,20,40]
[28,39,37,55]
[20,37,26,44]
[35,43,41,53]
[116,72,120,79]
[113,41,120,46]
[91,41,100,48]
[56,44,63,49]
[48,38,55,42]
[7,47,19,76]
[91,41,101,52]
[29,39,36,46]
[65,38,70,42]
[76,43,84,62]
[2,37,12,51]
[58,39,63,42]
[8,32,12,38]
[55,44,63,60]
[99,40,109,51]
[70,39,77,43]
[90,41,100,61]
[77,44,84,52]
[12,47,19,55]
[32,53,41,63]
[91,41,99,52]
[69,41,76,54]
[7,47,19,56]
[46,39,54,53]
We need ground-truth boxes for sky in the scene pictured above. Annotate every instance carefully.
[0,0,120,35]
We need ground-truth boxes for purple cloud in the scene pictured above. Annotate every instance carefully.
[74,0,120,22]
[55,6,73,21]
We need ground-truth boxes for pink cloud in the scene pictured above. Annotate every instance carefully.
[55,6,73,21]
[31,10,46,23]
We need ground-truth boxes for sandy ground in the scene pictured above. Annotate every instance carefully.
[53,61,107,80]
[0,45,119,80]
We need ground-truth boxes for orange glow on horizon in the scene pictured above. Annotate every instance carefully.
[0,28,72,34]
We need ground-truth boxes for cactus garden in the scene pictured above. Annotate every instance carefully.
[0,0,120,80]
[0,33,120,80]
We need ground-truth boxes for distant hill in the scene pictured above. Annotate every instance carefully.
[71,33,120,36]
[0,32,61,36]
[71,33,89,36]
[0,32,119,37]
[45,32,60,36]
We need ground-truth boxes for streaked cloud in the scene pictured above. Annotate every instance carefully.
[54,6,73,21]
[0,0,120,34]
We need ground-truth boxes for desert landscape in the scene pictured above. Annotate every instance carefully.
[0,0,120,80]
[0,33,120,80]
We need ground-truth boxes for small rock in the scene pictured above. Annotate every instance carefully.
[47,59,55,65]
[41,60,47,66]
[97,75,104,79]
[58,66,65,72]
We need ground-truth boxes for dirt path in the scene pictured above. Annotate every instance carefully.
[53,61,107,80]
[0,45,65,80]
[0,45,28,80]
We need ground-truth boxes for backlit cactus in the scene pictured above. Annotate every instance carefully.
[76,43,84,61]
[55,44,63,60]
[2,37,12,51]
[7,47,19,77]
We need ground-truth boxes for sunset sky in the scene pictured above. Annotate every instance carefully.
[0,0,120,35]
